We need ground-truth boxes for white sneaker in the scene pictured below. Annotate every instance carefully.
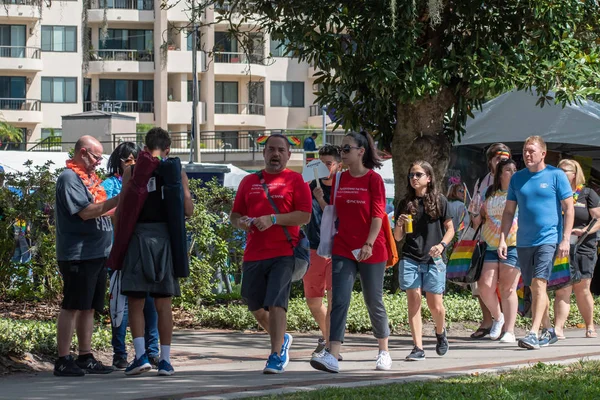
[310,350,339,373]
[490,313,505,340]
[375,350,392,371]
[500,331,516,343]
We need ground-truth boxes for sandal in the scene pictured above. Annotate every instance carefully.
[586,329,597,338]
[470,327,491,339]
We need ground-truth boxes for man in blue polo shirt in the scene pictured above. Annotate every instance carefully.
[498,136,574,350]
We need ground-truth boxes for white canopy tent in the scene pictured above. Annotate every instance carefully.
[375,159,395,200]
[458,89,600,168]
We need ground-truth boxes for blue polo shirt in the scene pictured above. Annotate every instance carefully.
[507,165,572,247]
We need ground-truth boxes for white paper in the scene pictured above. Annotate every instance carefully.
[147,177,156,192]
[302,159,330,183]
[352,248,361,260]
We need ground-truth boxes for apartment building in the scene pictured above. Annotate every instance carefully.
[0,0,331,149]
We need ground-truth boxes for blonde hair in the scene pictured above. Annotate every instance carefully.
[558,159,586,187]
[524,135,547,151]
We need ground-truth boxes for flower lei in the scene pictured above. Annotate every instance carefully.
[573,184,584,204]
[65,160,107,203]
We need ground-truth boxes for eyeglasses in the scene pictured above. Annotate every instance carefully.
[408,172,427,180]
[341,145,361,154]
[86,149,102,161]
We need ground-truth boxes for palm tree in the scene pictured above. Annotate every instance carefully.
[0,113,23,150]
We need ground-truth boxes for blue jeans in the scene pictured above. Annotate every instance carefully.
[111,291,159,358]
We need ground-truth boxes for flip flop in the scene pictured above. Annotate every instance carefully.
[586,330,597,338]
[470,327,491,339]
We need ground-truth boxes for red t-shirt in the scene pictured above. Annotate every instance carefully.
[232,169,312,262]
[332,170,388,264]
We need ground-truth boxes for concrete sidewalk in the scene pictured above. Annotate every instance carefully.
[2,329,600,400]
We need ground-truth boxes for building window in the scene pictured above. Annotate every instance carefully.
[270,81,304,108]
[270,38,292,57]
[41,128,63,139]
[42,77,77,103]
[187,80,201,102]
[0,25,26,58]
[41,26,77,52]
[215,81,238,113]
[100,29,153,50]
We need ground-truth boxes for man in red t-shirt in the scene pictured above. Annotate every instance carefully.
[230,134,311,374]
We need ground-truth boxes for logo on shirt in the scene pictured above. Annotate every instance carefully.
[346,199,366,204]
[540,183,549,189]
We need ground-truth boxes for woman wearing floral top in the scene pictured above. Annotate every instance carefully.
[473,159,520,343]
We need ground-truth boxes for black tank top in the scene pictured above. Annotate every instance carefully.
[135,168,168,223]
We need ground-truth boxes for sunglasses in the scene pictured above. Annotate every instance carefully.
[86,149,102,161]
[341,145,361,154]
[408,172,427,180]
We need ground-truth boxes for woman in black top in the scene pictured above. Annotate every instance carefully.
[554,159,600,339]
[394,160,454,361]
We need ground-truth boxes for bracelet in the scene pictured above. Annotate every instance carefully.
[440,241,448,249]
[270,214,277,225]
[363,242,373,248]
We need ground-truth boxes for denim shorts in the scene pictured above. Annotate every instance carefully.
[484,246,520,269]
[399,257,446,294]
[517,244,557,286]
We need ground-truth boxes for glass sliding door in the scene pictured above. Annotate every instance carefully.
[215,81,238,114]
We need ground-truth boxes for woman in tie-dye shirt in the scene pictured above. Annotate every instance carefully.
[473,159,520,344]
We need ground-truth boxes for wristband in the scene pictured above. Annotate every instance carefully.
[440,241,448,249]
[364,242,373,248]
[270,214,277,225]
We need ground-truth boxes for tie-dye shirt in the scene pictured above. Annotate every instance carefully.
[482,190,518,249]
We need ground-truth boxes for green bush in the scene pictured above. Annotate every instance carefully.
[0,318,111,357]
[195,291,600,333]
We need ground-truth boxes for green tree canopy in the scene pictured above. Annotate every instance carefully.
[218,0,600,199]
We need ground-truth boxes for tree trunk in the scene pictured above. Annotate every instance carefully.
[389,89,455,292]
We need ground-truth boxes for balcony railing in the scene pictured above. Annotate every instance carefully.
[215,1,257,13]
[214,52,265,65]
[87,0,153,10]
[0,98,41,111]
[0,46,40,59]
[84,100,154,113]
[90,49,154,62]
[0,0,38,4]
[215,102,264,115]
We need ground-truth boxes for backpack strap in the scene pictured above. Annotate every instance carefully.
[256,171,293,246]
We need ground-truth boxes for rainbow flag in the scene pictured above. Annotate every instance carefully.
[447,240,478,279]
[256,135,269,145]
[517,277,532,317]
[287,136,301,147]
[548,256,570,288]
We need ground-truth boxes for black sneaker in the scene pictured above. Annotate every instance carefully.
[148,355,160,370]
[436,328,449,356]
[76,354,114,374]
[54,355,85,377]
[405,346,425,361]
[112,355,128,370]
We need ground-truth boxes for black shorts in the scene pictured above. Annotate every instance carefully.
[123,291,172,299]
[575,251,597,280]
[59,258,107,313]
[241,256,294,312]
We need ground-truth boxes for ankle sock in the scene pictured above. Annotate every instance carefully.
[159,345,171,363]
[133,337,146,360]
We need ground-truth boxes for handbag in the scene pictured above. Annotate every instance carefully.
[382,215,399,268]
[548,218,597,291]
[317,171,341,259]
[447,223,486,284]
[257,171,310,282]
[109,271,126,328]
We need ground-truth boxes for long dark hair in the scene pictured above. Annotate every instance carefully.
[403,160,442,219]
[485,158,517,199]
[106,142,140,177]
[345,131,382,169]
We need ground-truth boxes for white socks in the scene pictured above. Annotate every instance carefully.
[133,337,146,360]
[160,345,171,363]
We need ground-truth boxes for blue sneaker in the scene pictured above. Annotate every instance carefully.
[263,352,284,374]
[280,333,293,369]
[125,354,152,376]
[518,332,540,350]
[539,328,558,347]
[157,360,175,376]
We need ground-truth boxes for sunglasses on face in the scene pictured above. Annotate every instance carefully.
[341,145,361,154]
[408,172,427,180]
[86,149,102,161]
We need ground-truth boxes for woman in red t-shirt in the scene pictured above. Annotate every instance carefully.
[310,131,391,373]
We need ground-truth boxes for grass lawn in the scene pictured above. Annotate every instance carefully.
[255,361,600,399]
